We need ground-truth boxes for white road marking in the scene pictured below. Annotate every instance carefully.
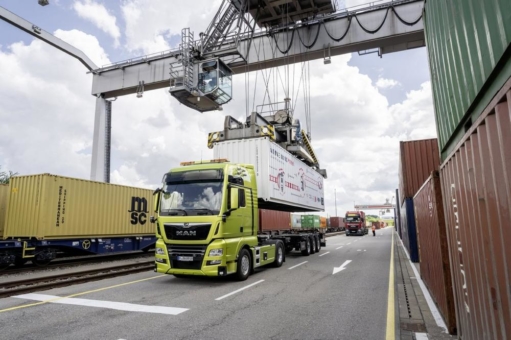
[415,333,428,340]
[332,260,352,275]
[319,252,330,257]
[357,249,361,251]
[347,242,352,245]
[335,246,343,250]
[215,279,265,301]
[288,261,308,270]
[13,293,188,315]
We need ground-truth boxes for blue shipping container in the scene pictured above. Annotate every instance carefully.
[400,198,419,262]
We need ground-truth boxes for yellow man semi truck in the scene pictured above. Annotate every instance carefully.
[153,112,327,280]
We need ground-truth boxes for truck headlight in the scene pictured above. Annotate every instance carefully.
[156,247,165,255]
[209,248,223,256]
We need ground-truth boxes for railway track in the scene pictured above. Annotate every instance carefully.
[2,251,154,275]
[0,260,154,299]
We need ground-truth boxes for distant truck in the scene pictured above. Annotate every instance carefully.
[345,211,367,236]
[153,158,327,281]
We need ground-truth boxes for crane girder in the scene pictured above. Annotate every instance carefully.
[0,5,98,71]
[90,0,424,98]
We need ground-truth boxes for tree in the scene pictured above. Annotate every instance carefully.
[0,166,18,185]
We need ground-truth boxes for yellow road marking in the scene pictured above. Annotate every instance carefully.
[0,274,166,313]
[386,231,395,340]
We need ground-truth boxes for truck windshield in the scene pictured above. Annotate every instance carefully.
[345,216,360,222]
[160,170,224,216]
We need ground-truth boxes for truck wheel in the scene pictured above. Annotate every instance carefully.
[301,238,311,256]
[346,233,349,237]
[272,241,285,267]
[309,236,316,254]
[235,248,251,281]
[315,235,321,252]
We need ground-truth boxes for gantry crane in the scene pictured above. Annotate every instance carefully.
[0,0,425,182]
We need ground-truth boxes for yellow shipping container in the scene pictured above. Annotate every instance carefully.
[0,184,8,236]
[320,216,327,229]
[3,174,155,239]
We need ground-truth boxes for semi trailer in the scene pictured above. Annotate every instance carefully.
[152,158,327,281]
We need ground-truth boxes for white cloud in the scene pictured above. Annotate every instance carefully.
[121,0,222,54]
[376,77,400,89]
[73,0,121,47]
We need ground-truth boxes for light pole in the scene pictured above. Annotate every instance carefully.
[334,189,337,216]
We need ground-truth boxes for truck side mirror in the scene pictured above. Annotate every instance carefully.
[229,187,239,210]
[153,188,161,213]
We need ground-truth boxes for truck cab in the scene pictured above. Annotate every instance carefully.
[153,159,284,280]
[344,211,367,236]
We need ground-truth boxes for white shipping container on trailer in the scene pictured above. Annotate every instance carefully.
[213,137,324,211]
[291,213,302,228]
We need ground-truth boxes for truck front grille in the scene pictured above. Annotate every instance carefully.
[164,223,212,240]
[168,245,207,270]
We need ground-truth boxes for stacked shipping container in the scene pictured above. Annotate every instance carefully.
[424,0,511,160]
[413,171,456,334]
[398,139,440,262]
[423,0,511,337]
[439,81,511,340]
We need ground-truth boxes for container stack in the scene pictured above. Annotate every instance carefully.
[398,139,440,262]
[420,0,511,337]
[413,171,456,334]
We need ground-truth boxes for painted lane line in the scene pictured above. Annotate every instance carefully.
[215,280,265,301]
[347,242,351,245]
[288,261,308,270]
[319,252,330,257]
[357,249,361,251]
[332,260,352,275]
[335,246,343,250]
[1,275,165,314]
[415,333,428,340]
[13,293,188,315]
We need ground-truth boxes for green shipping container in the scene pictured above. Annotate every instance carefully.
[424,0,511,160]
[301,215,320,229]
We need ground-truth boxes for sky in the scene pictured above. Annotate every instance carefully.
[0,0,436,218]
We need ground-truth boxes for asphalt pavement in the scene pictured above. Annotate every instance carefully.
[0,230,395,340]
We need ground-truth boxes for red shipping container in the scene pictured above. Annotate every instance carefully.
[399,138,441,205]
[440,78,511,340]
[258,209,290,232]
[329,217,345,230]
[414,171,456,334]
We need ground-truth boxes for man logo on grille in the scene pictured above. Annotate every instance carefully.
[129,197,149,225]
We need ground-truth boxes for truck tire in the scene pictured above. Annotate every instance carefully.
[315,235,321,252]
[309,236,316,254]
[346,233,349,237]
[235,248,251,281]
[301,238,311,256]
[272,241,285,267]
